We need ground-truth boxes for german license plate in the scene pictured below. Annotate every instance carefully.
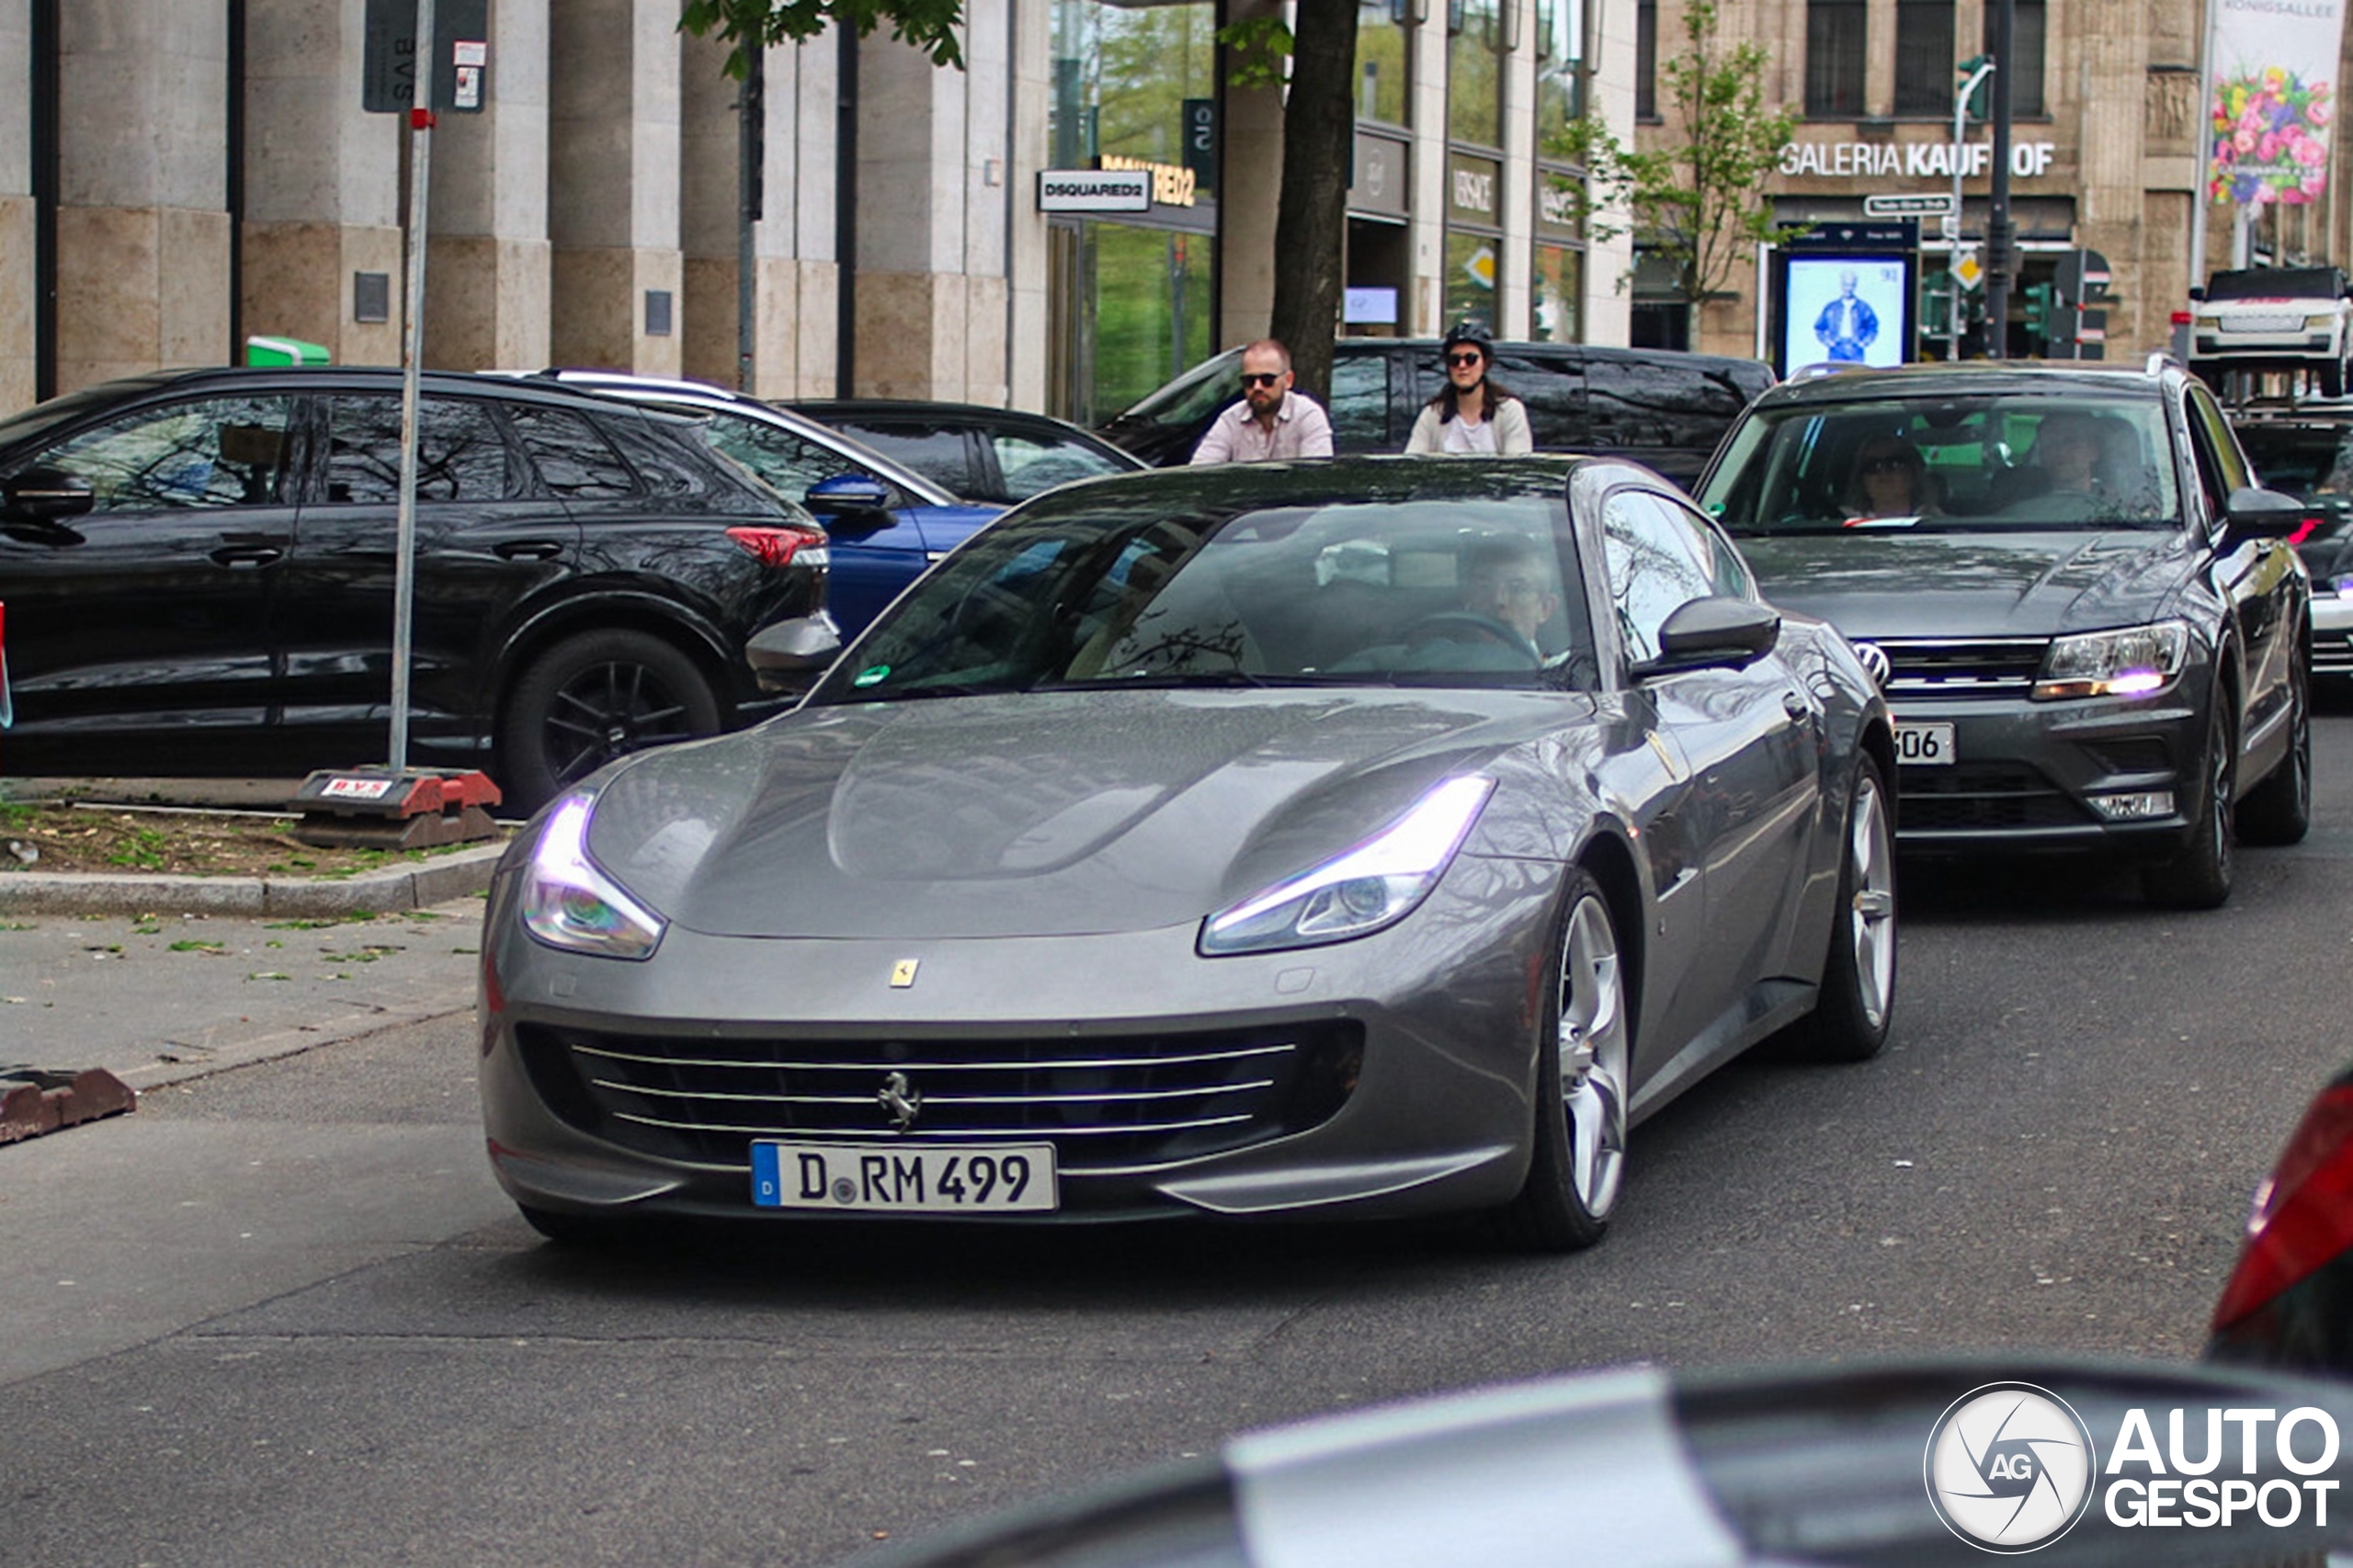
[751,1141,1060,1213]
[1894,721,1957,767]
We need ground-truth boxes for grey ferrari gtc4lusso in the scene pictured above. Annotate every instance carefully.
[477,457,1894,1250]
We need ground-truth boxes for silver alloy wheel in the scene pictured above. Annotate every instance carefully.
[1847,772,1897,1033]
[1559,894,1630,1218]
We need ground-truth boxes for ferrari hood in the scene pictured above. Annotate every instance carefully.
[581,687,1585,939]
[1734,529,2196,640]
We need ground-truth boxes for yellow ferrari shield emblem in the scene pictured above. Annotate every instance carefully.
[890,959,920,989]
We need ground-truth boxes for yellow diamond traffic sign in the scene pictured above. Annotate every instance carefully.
[1952,247,1984,290]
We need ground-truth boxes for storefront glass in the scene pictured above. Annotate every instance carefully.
[1445,229,1499,333]
[1449,0,1506,148]
[1533,244,1584,341]
[1089,223,1214,417]
[1536,0,1586,148]
[1358,0,1410,126]
[1051,0,1218,190]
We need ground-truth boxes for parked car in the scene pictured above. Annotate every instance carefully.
[0,367,828,808]
[2222,400,2353,681]
[788,398,1145,504]
[1695,358,2312,908]
[1097,340,1777,487]
[479,455,1894,1249]
[850,1358,2353,1568]
[525,371,1002,634]
[2190,266,2353,397]
[2210,1058,2353,1371]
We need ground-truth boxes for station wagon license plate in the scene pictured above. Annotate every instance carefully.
[1894,721,1957,767]
[751,1141,1060,1212]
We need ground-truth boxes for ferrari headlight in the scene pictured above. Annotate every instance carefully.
[520,791,666,960]
[2033,620,2190,701]
[1199,777,1495,956]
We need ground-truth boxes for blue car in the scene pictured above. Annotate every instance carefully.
[531,370,1003,634]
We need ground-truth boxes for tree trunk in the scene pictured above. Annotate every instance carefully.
[1267,0,1357,404]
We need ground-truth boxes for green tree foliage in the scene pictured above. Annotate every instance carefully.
[1560,0,1796,309]
[680,0,967,71]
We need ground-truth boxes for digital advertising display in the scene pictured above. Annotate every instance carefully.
[1782,256,1910,374]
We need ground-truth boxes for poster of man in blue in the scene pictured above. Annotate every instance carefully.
[1814,269,1880,361]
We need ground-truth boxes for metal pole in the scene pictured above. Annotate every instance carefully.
[1985,0,2013,358]
[389,0,435,772]
[1954,59,1994,360]
[2188,0,2218,292]
[736,45,764,393]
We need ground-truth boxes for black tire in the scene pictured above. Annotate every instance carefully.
[1495,869,1630,1253]
[2239,648,2313,846]
[2325,359,2347,400]
[2143,690,2237,910]
[1778,754,1897,1063]
[497,629,722,812]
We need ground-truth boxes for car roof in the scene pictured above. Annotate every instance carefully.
[1015,451,1608,508]
[1753,358,2186,407]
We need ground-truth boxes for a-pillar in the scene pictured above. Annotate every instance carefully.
[53,0,231,392]
[0,3,33,413]
[679,30,840,397]
[852,0,1011,404]
[425,0,551,369]
[242,0,401,367]
[548,0,681,375]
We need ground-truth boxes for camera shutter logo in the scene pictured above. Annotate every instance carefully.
[1925,1382,2097,1552]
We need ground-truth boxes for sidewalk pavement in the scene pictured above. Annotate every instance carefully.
[1,778,504,1094]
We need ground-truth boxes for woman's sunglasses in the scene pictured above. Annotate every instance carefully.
[1860,455,1914,475]
[1447,352,1484,368]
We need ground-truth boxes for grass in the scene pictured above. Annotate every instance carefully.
[105,826,171,870]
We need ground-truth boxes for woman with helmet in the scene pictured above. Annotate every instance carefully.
[1404,324,1534,456]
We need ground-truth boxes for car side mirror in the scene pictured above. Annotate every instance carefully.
[806,473,893,514]
[1631,597,1781,679]
[4,467,94,522]
[745,612,843,694]
[2188,286,2207,302]
[2222,485,2313,541]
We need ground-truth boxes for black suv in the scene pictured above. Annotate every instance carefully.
[1696,358,2312,907]
[1098,339,1776,486]
[0,367,828,807]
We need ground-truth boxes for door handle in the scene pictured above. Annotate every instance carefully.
[494,540,565,562]
[210,544,283,568]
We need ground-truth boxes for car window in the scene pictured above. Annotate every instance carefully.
[1697,394,2180,534]
[19,394,297,511]
[1600,489,1721,665]
[832,422,974,495]
[2234,423,2353,499]
[593,413,714,498]
[992,431,1129,501]
[2184,384,2252,523]
[807,483,1598,702]
[505,405,640,498]
[318,395,517,504]
[1120,347,1244,426]
[1327,355,1392,452]
[1586,354,1752,450]
[693,414,881,506]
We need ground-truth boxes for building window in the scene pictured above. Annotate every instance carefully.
[1893,0,1952,116]
[1983,0,2046,117]
[1358,0,1409,127]
[1804,0,1867,119]
[1537,0,1586,142]
[1634,0,1657,120]
[1449,0,1506,148]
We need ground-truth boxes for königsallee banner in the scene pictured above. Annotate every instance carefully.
[2207,0,2345,206]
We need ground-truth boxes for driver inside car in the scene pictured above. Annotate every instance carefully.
[1453,532,1563,660]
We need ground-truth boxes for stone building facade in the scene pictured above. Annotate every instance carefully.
[1638,0,2353,366]
[0,0,1638,425]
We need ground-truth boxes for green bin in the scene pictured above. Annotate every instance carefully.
[244,335,331,368]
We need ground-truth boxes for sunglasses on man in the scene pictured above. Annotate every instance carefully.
[1241,371,1285,389]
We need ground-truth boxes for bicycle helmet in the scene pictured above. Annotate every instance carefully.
[1442,322,1495,358]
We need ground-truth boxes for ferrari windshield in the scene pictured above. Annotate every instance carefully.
[804,480,1596,703]
[1699,395,2183,535]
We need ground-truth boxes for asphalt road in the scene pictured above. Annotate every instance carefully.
[7,711,2353,1566]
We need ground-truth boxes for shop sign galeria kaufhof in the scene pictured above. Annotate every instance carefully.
[1782,138,2058,180]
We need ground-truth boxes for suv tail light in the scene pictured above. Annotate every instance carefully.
[725,526,829,569]
[2212,1078,2353,1332]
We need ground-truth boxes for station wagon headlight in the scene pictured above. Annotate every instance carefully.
[1199,777,1495,956]
[2033,620,2190,701]
[520,792,666,960]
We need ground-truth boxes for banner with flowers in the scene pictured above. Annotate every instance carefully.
[2207,0,2344,207]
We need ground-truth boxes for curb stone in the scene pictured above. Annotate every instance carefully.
[0,841,507,917]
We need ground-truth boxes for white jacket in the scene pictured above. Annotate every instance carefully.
[1404,396,1534,455]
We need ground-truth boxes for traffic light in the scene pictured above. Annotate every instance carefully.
[1958,54,1994,119]
[2023,283,2055,350]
